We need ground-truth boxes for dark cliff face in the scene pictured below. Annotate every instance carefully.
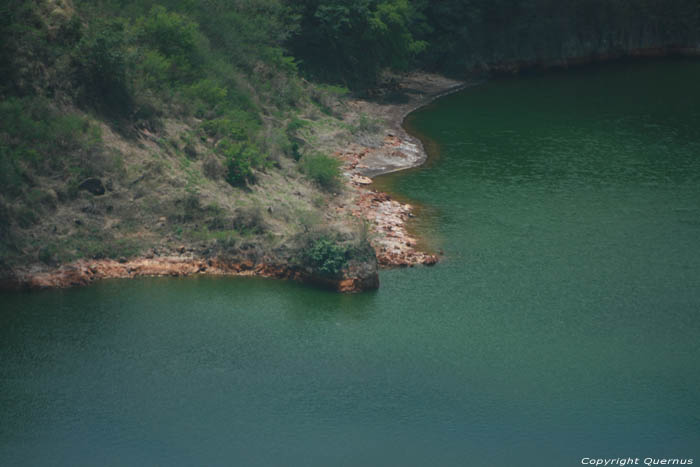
[421,0,700,73]
[475,46,700,76]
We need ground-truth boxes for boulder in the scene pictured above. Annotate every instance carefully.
[78,178,105,196]
[351,175,373,185]
[239,260,255,271]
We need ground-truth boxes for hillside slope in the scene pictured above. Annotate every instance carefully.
[2,0,699,291]
[0,1,380,291]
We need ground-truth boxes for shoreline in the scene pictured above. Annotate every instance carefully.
[335,52,700,268]
[337,72,472,268]
[5,54,699,291]
[346,74,470,179]
[2,257,376,293]
[390,80,476,175]
[476,46,700,75]
[0,73,461,292]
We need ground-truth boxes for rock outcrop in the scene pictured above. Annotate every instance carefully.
[1,254,379,293]
[78,178,106,196]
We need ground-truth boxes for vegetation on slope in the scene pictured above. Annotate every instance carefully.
[288,0,700,84]
[417,0,700,72]
[1,0,699,277]
[0,0,353,275]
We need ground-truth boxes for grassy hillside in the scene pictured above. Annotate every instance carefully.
[0,0,372,281]
[1,0,698,282]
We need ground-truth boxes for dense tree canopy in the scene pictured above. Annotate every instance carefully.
[287,0,426,86]
[286,0,700,82]
[416,0,700,71]
[2,0,699,93]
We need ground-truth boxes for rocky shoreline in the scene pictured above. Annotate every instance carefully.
[336,73,467,268]
[1,255,380,293]
[0,73,464,292]
[332,49,700,270]
[6,52,699,292]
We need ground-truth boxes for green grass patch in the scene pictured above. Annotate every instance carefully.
[300,152,342,192]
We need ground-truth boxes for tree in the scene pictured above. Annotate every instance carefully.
[288,0,426,86]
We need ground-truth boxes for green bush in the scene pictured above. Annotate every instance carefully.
[185,79,228,114]
[226,152,252,187]
[218,139,267,187]
[291,142,302,162]
[15,206,39,228]
[0,200,11,235]
[285,116,309,135]
[137,49,171,89]
[0,97,104,197]
[305,236,348,278]
[182,193,201,222]
[284,117,308,161]
[136,6,205,83]
[78,237,140,260]
[38,244,59,265]
[0,145,25,198]
[202,154,223,180]
[233,205,266,234]
[351,113,381,135]
[301,152,342,191]
[202,110,260,141]
[73,18,133,115]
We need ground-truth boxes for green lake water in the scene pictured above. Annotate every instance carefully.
[2,59,700,466]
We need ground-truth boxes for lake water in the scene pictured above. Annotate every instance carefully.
[2,59,700,466]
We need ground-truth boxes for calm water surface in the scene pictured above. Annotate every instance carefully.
[2,60,700,466]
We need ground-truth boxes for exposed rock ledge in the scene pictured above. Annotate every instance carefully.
[336,72,468,268]
[1,256,378,293]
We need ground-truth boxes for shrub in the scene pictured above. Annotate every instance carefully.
[0,145,24,198]
[285,116,309,135]
[78,237,140,260]
[291,141,302,162]
[233,205,266,234]
[136,6,205,83]
[185,79,228,116]
[226,153,250,186]
[284,117,308,161]
[218,139,267,187]
[201,110,260,141]
[309,84,348,116]
[305,236,348,278]
[38,245,58,265]
[182,193,201,222]
[0,200,10,235]
[351,113,381,135]
[202,154,223,180]
[137,49,170,89]
[301,152,342,191]
[15,206,39,228]
[73,18,133,115]
[226,151,252,186]
[0,97,105,196]
[27,188,57,211]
